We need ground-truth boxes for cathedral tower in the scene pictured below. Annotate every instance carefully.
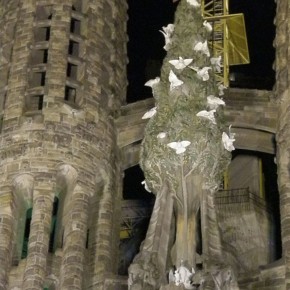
[0,0,127,289]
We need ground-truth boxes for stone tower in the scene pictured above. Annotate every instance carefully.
[0,0,127,289]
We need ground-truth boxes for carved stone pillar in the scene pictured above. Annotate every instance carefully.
[0,185,14,290]
[22,183,54,290]
[59,184,89,290]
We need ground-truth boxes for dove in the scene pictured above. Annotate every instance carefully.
[169,57,193,70]
[169,70,184,91]
[160,24,175,51]
[203,20,213,32]
[187,0,201,7]
[207,95,225,109]
[210,56,222,72]
[157,132,167,139]
[222,132,235,151]
[191,66,211,81]
[193,40,210,57]
[145,77,160,87]
[218,83,227,96]
[141,180,152,192]
[167,141,191,154]
[196,109,216,124]
[142,107,157,119]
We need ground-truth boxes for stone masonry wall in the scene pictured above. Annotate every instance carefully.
[0,0,127,289]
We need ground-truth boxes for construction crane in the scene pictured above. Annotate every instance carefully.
[202,0,250,87]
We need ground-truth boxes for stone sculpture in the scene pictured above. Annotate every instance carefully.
[128,0,232,289]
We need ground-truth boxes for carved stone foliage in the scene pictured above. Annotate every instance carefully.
[129,0,232,288]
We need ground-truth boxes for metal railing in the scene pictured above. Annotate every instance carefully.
[215,187,272,212]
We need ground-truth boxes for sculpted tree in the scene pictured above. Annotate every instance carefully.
[128,0,234,289]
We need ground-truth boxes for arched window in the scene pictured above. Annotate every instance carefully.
[49,197,59,253]
[21,208,32,259]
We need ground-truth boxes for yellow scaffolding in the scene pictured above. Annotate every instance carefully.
[201,0,250,86]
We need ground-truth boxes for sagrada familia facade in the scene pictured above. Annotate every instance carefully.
[0,0,289,289]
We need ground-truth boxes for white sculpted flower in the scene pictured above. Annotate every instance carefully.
[169,57,193,70]
[210,56,222,73]
[218,83,227,96]
[207,95,225,110]
[203,20,213,32]
[196,109,216,124]
[142,107,157,119]
[157,132,167,139]
[187,0,200,8]
[222,132,235,151]
[169,70,184,91]
[191,66,211,81]
[145,77,160,87]
[167,141,191,154]
[193,40,210,57]
[141,180,151,192]
[160,24,175,51]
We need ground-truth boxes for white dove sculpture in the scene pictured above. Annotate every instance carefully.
[222,132,235,152]
[210,56,222,73]
[203,20,213,32]
[142,107,157,119]
[157,132,167,139]
[196,109,216,124]
[193,40,210,57]
[191,66,211,81]
[187,0,201,8]
[141,180,151,192]
[160,24,175,51]
[207,95,225,110]
[218,83,227,96]
[169,70,184,91]
[167,141,191,154]
[145,77,160,88]
[169,57,193,70]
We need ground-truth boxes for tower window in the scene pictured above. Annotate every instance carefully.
[64,86,76,103]
[86,229,89,249]
[34,26,51,42]
[70,18,81,35]
[31,49,48,64]
[30,72,46,88]
[68,40,79,57]
[21,208,32,259]
[66,63,78,79]
[49,197,59,253]
[28,95,44,111]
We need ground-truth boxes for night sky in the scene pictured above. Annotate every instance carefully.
[123,0,277,200]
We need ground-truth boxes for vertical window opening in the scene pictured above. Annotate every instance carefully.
[70,18,81,35]
[86,229,89,249]
[29,95,44,111]
[49,197,59,253]
[68,40,79,57]
[34,26,51,42]
[21,208,32,259]
[31,49,48,65]
[30,72,46,87]
[0,114,3,133]
[66,63,78,79]
[64,86,76,103]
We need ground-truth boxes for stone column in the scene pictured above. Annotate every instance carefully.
[274,1,290,288]
[0,185,14,290]
[22,183,54,290]
[59,184,89,290]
